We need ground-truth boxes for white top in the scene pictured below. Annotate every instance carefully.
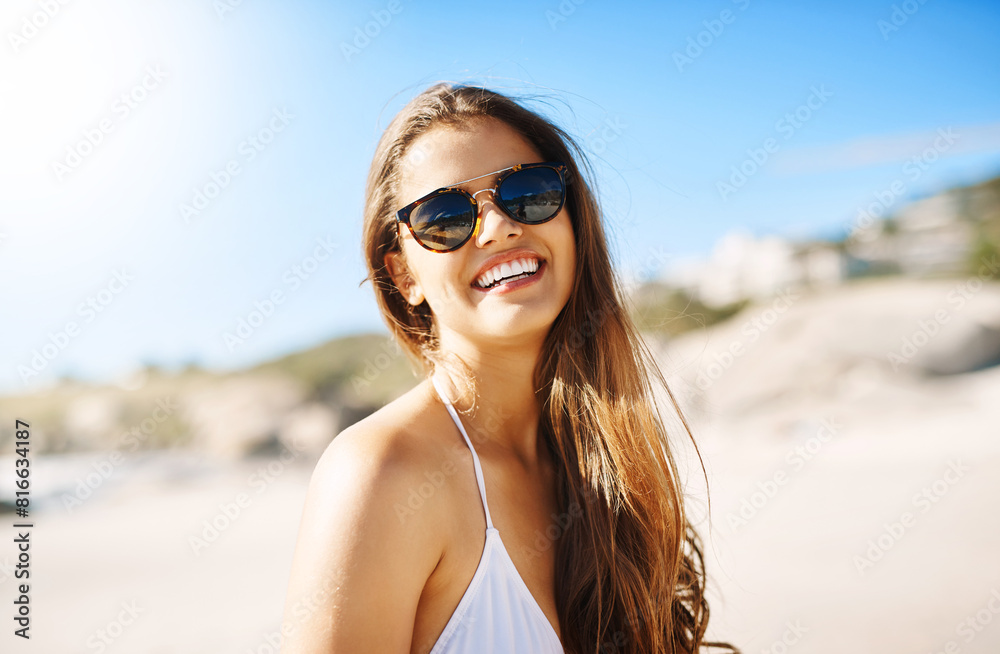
[428,375,565,654]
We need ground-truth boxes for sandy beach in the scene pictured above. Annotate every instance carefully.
[2,278,999,653]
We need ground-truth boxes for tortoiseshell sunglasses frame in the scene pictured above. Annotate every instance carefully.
[395,161,568,253]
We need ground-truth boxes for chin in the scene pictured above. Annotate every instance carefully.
[480,314,554,342]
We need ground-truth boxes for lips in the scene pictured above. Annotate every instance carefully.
[472,259,546,294]
[470,248,545,288]
[474,257,541,288]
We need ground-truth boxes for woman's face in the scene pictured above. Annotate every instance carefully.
[386,117,576,349]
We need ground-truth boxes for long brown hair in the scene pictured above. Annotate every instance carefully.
[360,82,738,654]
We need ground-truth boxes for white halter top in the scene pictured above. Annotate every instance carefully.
[428,375,565,654]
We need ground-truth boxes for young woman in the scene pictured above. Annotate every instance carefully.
[280,83,737,654]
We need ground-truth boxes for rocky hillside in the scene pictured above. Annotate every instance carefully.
[4,275,998,463]
[0,332,419,460]
[656,275,1000,440]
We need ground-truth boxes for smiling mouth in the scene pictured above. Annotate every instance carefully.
[472,260,547,291]
[478,268,538,289]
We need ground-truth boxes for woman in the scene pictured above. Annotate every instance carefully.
[280,83,737,654]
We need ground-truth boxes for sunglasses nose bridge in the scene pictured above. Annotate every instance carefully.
[471,187,496,203]
[470,188,524,245]
[470,187,499,239]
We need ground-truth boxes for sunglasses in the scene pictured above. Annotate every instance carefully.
[395,161,568,253]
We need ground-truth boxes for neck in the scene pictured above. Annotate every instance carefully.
[433,329,549,470]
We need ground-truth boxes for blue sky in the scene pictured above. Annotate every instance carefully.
[1,0,998,394]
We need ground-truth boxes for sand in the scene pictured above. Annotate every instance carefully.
[2,278,998,653]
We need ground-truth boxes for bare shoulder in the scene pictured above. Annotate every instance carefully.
[313,378,446,493]
[321,379,468,529]
[280,379,457,653]
[307,377,454,553]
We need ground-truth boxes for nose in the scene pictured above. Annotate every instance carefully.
[472,188,522,247]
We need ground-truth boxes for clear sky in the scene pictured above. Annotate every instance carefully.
[2,0,998,394]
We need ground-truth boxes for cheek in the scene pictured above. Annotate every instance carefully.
[413,254,470,301]
[555,214,576,272]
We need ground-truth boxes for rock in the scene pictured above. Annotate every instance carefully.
[656,278,1000,422]
[919,319,1000,375]
[181,374,307,458]
[278,402,340,459]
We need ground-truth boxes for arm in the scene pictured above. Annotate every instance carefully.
[279,425,443,653]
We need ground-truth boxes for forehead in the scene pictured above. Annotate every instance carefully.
[397,118,545,203]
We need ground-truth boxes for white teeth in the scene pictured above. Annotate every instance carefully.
[475,257,541,288]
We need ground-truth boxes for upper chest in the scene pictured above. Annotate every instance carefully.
[411,445,564,651]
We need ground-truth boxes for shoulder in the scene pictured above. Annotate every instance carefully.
[314,378,449,480]
[280,379,459,650]
[309,378,453,543]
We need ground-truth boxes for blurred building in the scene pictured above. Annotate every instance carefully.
[664,229,846,308]
[659,175,999,308]
[847,193,974,277]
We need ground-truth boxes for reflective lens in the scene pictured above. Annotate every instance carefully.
[497,166,564,223]
[401,163,567,252]
[409,193,476,251]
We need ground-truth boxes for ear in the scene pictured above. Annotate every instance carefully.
[384,251,425,306]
